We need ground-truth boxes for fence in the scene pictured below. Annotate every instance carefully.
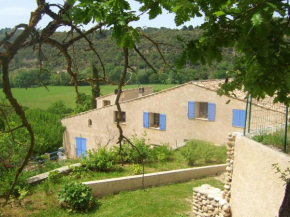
[244,95,289,153]
[31,148,65,164]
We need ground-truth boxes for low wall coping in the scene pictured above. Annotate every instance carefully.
[83,164,226,197]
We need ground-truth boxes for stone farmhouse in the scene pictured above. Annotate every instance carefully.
[61,79,284,159]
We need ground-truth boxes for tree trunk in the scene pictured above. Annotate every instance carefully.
[279,181,290,217]
[91,64,100,109]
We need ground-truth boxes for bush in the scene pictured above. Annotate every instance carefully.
[82,148,116,171]
[126,136,151,164]
[0,169,30,197]
[70,166,91,179]
[58,182,96,212]
[151,144,174,163]
[180,141,203,166]
[180,140,226,166]
[48,170,61,183]
[46,100,72,117]
[131,164,142,175]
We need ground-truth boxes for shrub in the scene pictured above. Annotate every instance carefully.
[112,143,131,164]
[0,169,30,196]
[58,182,96,212]
[180,140,226,166]
[82,148,116,171]
[70,166,91,179]
[48,170,61,183]
[151,144,174,163]
[46,100,72,117]
[180,141,203,166]
[127,136,151,164]
[131,164,142,175]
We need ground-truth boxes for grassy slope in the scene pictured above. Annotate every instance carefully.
[2,177,223,217]
[0,84,177,110]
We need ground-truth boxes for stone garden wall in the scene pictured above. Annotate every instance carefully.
[192,133,236,217]
[193,133,290,217]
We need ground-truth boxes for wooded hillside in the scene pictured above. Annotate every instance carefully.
[0,26,233,87]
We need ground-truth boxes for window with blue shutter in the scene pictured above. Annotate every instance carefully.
[143,112,149,128]
[232,109,246,127]
[208,103,216,121]
[159,114,166,131]
[188,101,195,119]
[76,137,87,158]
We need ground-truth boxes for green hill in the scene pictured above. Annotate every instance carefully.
[0,27,232,87]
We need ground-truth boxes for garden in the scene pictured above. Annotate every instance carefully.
[0,139,226,216]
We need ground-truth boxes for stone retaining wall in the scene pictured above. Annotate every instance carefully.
[193,185,230,217]
[192,133,238,217]
[84,164,226,197]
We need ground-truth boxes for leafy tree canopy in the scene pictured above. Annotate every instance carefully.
[68,0,290,105]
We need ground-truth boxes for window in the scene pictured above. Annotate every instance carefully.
[103,100,111,107]
[188,101,216,121]
[143,112,166,130]
[232,109,246,127]
[114,111,126,123]
[88,119,92,127]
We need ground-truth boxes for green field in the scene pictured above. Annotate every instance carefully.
[0,84,177,110]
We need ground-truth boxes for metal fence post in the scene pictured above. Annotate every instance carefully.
[244,94,249,136]
[284,106,288,153]
[248,95,252,134]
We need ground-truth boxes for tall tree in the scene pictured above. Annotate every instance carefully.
[91,64,100,109]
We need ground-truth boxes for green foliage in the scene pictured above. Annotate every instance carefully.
[151,144,174,169]
[252,130,288,152]
[48,171,61,183]
[4,27,230,87]
[25,109,65,154]
[58,182,96,213]
[0,169,30,197]
[272,163,290,184]
[46,100,72,117]
[131,164,142,175]
[180,140,226,166]
[172,0,290,105]
[125,135,151,164]
[39,180,52,195]
[74,93,93,114]
[69,166,91,179]
[82,148,116,171]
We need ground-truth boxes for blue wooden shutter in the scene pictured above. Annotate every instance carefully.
[81,138,87,157]
[188,101,195,119]
[208,103,216,121]
[232,109,246,127]
[76,137,82,158]
[143,112,149,128]
[159,114,166,131]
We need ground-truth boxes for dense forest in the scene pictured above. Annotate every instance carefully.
[0,26,233,88]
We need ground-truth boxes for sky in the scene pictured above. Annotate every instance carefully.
[0,0,204,30]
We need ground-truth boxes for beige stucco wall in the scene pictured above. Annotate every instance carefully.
[62,83,249,159]
[230,136,290,217]
[84,164,226,197]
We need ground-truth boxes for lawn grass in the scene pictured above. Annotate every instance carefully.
[0,84,177,110]
[1,177,223,217]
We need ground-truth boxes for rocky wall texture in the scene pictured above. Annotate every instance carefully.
[193,185,231,217]
[223,133,236,202]
[192,133,237,217]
